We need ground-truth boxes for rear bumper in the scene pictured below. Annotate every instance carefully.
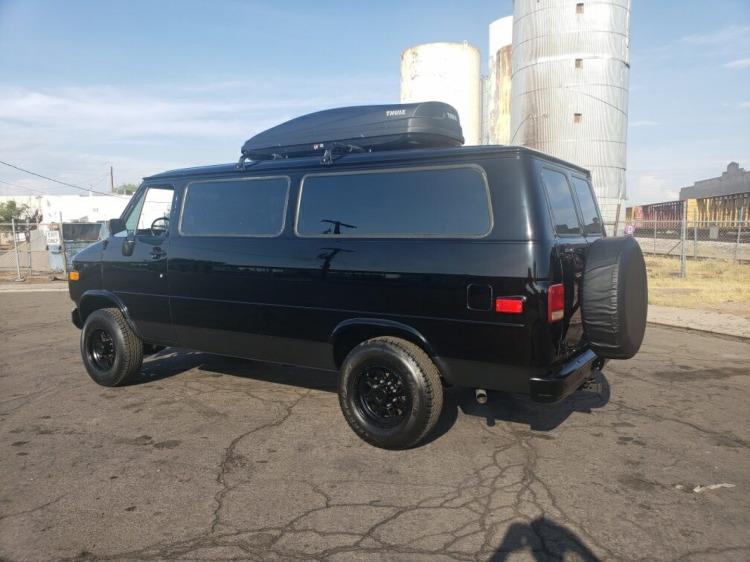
[529,349,598,403]
[71,308,82,329]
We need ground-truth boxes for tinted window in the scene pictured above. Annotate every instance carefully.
[571,177,603,235]
[180,177,289,236]
[541,169,581,235]
[297,167,491,237]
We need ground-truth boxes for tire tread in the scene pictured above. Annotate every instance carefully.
[82,307,143,386]
[342,336,443,448]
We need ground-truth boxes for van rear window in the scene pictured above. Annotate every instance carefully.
[180,177,289,237]
[296,166,492,237]
[571,177,603,235]
[541,169,582,235]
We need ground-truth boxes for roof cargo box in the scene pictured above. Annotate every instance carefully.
[240,102,463,161]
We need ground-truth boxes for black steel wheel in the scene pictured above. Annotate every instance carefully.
[88,329,116,370]
[355,366,413,428]
[81,308,143,387]
[338,336,443,449]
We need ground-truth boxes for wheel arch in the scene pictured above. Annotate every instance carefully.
[329,318,436,369]
[78,290,141,338]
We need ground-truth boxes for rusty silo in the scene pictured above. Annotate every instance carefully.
[487,16,513,145]
[401,42,482,145]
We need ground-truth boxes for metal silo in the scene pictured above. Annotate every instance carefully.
[401,42,482,145]
[487,16,513,145]
[510,0,631,231]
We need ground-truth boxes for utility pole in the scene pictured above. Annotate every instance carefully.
[680,204,687,278]
[735,207,745,264]
[59,212,68,275]
[11,218,24,282]
[110,165,115,193]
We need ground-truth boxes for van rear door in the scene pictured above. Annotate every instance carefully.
[539,168,589,359]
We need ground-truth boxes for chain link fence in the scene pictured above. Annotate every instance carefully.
[0,219,104,280]
[617,219,749,277]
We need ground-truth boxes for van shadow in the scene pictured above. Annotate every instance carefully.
[489,516,601,561]
[433,370,610,437]
[138,348,338,393]
[137,349,608,440]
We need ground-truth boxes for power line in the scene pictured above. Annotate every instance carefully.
[0,159,127,198]
[79,170,112,189]
[0,178,50,196]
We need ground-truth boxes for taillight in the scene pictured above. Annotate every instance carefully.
[495,297,525,314]
[547,284,565,322]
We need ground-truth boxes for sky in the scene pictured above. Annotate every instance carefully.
[0,0,748,205]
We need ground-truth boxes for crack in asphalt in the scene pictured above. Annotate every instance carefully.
[2,295,748,562]
[209,390,312,534]
[57,412,617,562]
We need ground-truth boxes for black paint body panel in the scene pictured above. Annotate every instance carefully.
[69,146,603,397]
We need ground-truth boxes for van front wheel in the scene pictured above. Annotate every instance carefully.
[338,337,443,449]
[81,308,143,387]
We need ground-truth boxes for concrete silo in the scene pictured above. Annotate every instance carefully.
[401,42,482,145]
[487,16,513,145]
[510,0,631,231]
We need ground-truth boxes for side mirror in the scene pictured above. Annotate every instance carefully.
[122,231,136,257]
[108,218,126,235]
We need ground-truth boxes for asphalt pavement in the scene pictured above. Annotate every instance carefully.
[1,292,748,561]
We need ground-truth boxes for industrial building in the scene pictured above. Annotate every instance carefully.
[399,0,632,233]
[0,194,130,223]
[679,162,750,200]
[626,162,750,228]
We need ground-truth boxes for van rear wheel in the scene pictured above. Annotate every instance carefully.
[338,337,443,449]
[81,308,143,387]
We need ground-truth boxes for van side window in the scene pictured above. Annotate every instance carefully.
[125,186,174,236]
[296,166,492,237]
[571,177,603,235]
[180,177,289,237]
[541,169,582,235]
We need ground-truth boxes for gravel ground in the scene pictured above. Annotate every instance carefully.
[1,292,749,562]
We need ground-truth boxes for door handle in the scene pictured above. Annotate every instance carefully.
[150,247,166,259]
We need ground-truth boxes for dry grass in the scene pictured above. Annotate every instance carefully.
[646,256,750,315]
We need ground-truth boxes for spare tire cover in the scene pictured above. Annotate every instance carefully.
[582,237,648,359]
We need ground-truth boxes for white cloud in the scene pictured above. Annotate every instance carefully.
[681,25,750,46]
[627,175,680,205]
[741,101,750,109]
[725,57,750,69]
[0,74,397,194]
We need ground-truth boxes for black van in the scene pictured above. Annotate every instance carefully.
[69,102,647,449]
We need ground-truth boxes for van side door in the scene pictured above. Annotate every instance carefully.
[167,176,292,358]
[101,184,177,344]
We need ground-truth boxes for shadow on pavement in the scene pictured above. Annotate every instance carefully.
[136,348,608,442]
[489,516,600,561]
[451,370,610,432]
[138,348,338,392]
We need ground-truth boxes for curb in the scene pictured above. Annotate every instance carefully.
[0,284,68,293]
[647,319,750,341]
